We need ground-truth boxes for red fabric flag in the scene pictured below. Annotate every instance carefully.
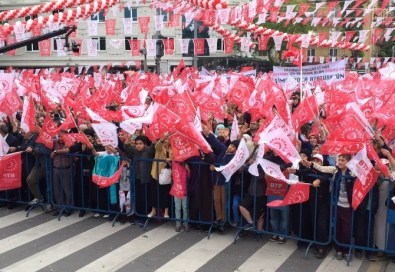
[167,14,180,27]
[59,106,76,131]
[166,91,196,123]
[367,143,390,177]
[170,132,200,162]
[352,169,378,210]
[224,38,234,54]
[105,19,116,36]
[291,95,318,132]
[21,95,36,133]
[267,183,310,207]
[148,105,180,140]
[175,121,212,154]
[0,89,22,116]
[282,46,302,67]
[0,152,22,191]
[326,115,370,142]
[163,38,175,55]
[203,10,216,26]
[318,32,329,45]
[258,35,270,51]
[62,132,93,149]
[92,164,123,188]
[320,141,365,155]
[138,17,150,35]
[265,175,288,197]
[298,3,310,16]
[36,115,59,149]
[39,39,51,56]
[170,162,188,198]
[228,76,255,112]
[194,38,205,55]
[345,31,356,43]
[129,39,141,56]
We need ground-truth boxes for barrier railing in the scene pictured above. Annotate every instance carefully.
[1,154,395,262]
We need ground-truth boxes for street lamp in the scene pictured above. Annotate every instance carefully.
[153,34,165,74]
[392,46,395,58]
[139,47,148,72]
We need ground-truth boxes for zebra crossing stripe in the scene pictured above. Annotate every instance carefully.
[235,239,297,272]
[76,223,178,272]
[0,215,86,254]
[1,220,130,272]
[0,210,40,229]
[156,232,234,272]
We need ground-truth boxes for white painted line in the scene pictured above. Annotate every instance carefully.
[0,210,40,229]
[76,223,178,272]
[316,249,363,272]
[0,214,85,254]
[235,240,297,272]
[1,221,129,272]
[156,233,233,272]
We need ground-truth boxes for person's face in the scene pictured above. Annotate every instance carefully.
[309,135,318,145]
[227,144,237,153]
[300,153,309,160]
[119,132,127,142]
[86,135,94,143]
[135,140,146,151]
[292,97,299,105]
[95,138,101,145]
[312,158,323,166]
[222,128,230,137]
[250,122,258,131]
[312,146,320,155]
[337,156,349,170]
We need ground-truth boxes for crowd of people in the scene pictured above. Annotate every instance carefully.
[0,67,395,265]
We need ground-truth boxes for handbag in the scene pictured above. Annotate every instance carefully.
[159,168,172,185]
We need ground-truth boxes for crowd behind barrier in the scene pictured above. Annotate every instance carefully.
[1,151,395,263]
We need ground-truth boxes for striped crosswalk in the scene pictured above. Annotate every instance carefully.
[0,207,393,272]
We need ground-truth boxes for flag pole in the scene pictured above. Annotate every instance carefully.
[299,47,303,101]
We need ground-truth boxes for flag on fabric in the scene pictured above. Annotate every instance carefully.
[0,73,14,101]
[346,145,372,187]
[267,183,310,207]
[92,122,118,148]
[259,127,301,165]
[148,105,180,140]
[249,157,298,184]
[21,96,36,133]
[170,162,188,198]
[0,88,23,116]
[85,106,108,123]
[352,169,378,210]
[36,115,59,149]
[194,38,205,55]
[62,132,93,149]
[291,95,318,132]
[170,132,200,162]
[367,142,390,177]
[59,106,76,131]
[0,152,22,191]
[120,119,142,135]
[230,114,239,141]
[175,120,212,154]
[92,154,121,189]
[0,135,10,156]
[282,46,302,67]
[320,140,365,155]
[215,138,249,182]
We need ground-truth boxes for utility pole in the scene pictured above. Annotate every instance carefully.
[193,20,198,68]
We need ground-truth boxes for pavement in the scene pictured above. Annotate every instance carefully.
[0,207,394,272]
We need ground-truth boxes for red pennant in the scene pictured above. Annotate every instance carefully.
[298,3,310,16]
[129,39,141,56]
[39,39,51,56]
[0,152,22,191]
[344,31,356,43]
[194,38,205,55]
[224,38,234,54]
[163,38,175,55]
[105,19,116,36]
[138,17,150,35]
[258,35,270,51]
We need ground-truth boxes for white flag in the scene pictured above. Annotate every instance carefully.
[92,122,119,148]
[56,39,66,56]
[154,15,164,32]
[146,39,156,57]
[109,39,122,49]
[206,38,218,54]
[179,39,190,54]
[346,145,372,185]
[87,39,98,57]
[0,135,10,156]
[215,138,250,182]
[0,73,13,101]
[230,114,239,141]
[85,107,107,123]
[123,18,133,34]
[272,35,283,51]
[87,20,98,36]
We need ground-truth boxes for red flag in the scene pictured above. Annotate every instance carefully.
[267,183,310,207]
[0,89,22,116]
[105,19,116,35]
[326,115,370,142]
[129,39,141,56]
[138,17,150,35]
[39,39,51,56]
[163,38,175,55]
[175,121,212,154]
[92,164,123,188]
[0,152,22,191]
[298,3,310,16]
[21,95,36,133]
[227,76,255,112]
[59,106,76,131]
[224,38,234,54]
[282,46,302,67]
[36,115,59,149]
[147,105,180,140]
[291,95,318,132]
[352,169,378,210]
[170,132,200,161]
[170,162,188,198]
[321,141,365,155]
[367,143,390,177]
[258,35,270,51]
[62,132,93,149]
[194,38,205,55]
[167,14,180,27]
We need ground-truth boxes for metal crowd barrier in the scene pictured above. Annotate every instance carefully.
[1,154,395,263]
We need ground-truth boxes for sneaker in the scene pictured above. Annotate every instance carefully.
[218,222,225,232]
[243,223,254,230]
[230,221,239,227]
[147,211,156,218]
[102,214,110,219]
[277,237,286,244]
[269,235,279,242]
[93,213,100,218]
[366,254,376,262]
[44,204,53,213]
[28,198,43,205]
[175,226,182,232]
[335,252,343,260]
[316,249,326,259]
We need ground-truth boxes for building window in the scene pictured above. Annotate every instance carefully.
[124,7,138,22]
[52,9,64,15]
[307,48,315,57]
[125,37,137,50]
[217,39,223,51]
[27,42,39,52]
[91,10,105,22]
[92,37,106,51]
[53,38,65,51]
[329,48,337,57]
[159,10,173,22]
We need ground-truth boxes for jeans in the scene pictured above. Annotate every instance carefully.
[270,207,289,236]
[387,224,395,252]
[232,195,241,223]
[174,196,189,227]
